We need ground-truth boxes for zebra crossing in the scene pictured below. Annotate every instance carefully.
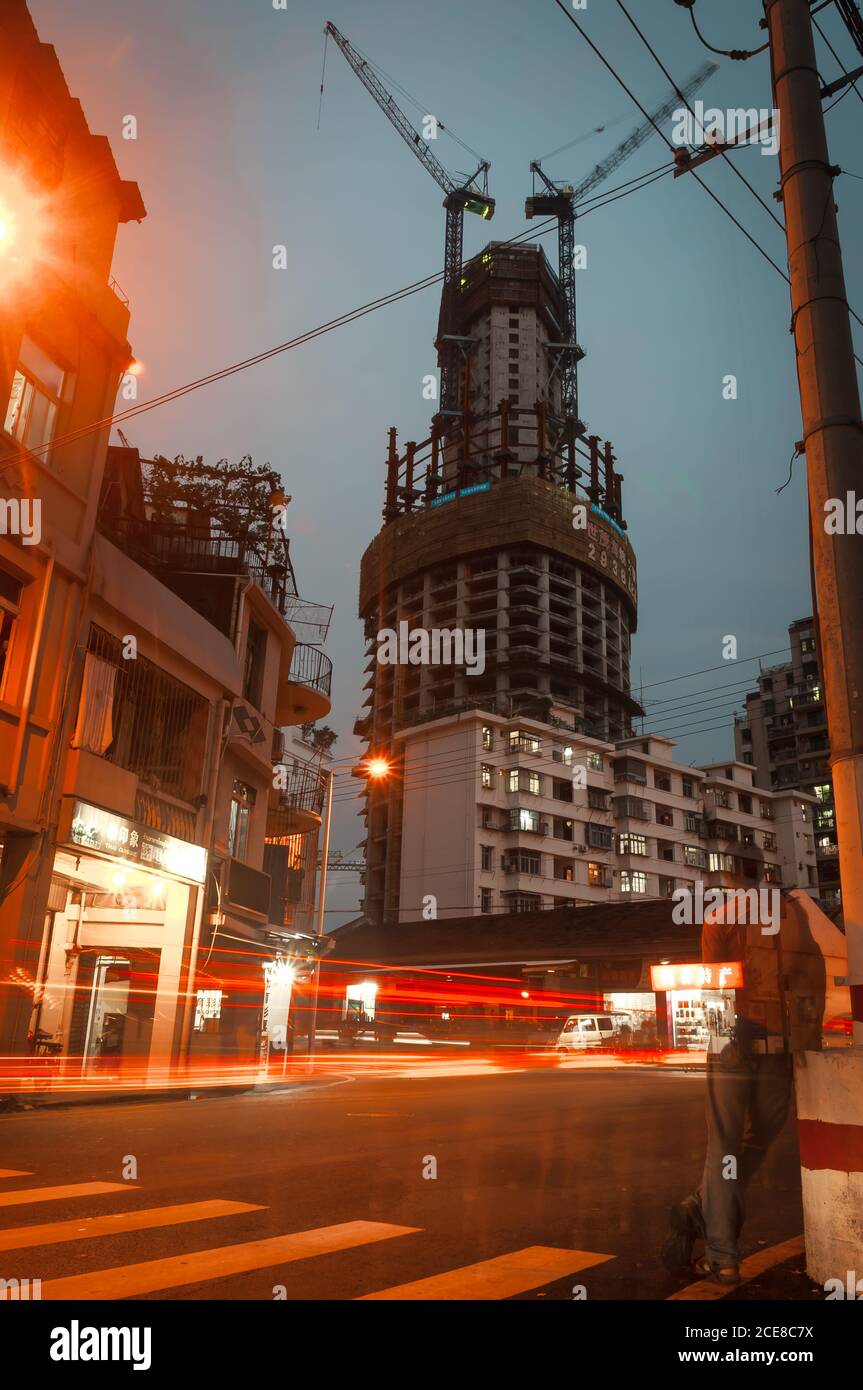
[0,1168,612,1301]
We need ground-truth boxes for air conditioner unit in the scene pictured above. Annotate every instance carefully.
[573,843,587,853]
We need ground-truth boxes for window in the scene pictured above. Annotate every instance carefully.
[3,336,66,452]
[0,569,23,694]
[654,772,671,792]
[814,783,831,802]
[587,751,603,771]
[480,844,493,871]
[588,788,609,811]
[713,788,730,809]
[480,887,493,914]
[763,832,777,851]
[617,832,647,856]
[508,768,541,795]
[509,807,540,833]
[683,844,706,868]
[659,876,676,897]
[620,870,647,894]
[588,862,605,887]
[738,794,753,814]
[656,806,675,828]
[228,780,257,860]
[760,800,774,820]
[507,849,541,875]
[505,893,542,913]
[509,729,541,753]
[708,853,735,872]
[684,811,702,834]
[481,764,494,789]
[587,823,612,850]
[553,744,574,766]
[482,725,494,751]
[243,618,267,709]
[553,857,574,881]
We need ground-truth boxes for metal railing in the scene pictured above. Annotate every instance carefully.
[101,514,297,617]
[268,764,327,836]
[288,644,332,700]
[74,626,209,802]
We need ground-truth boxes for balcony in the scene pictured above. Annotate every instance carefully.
[268,763,327,835]
[100,514,296,619]
[277,643,333,724]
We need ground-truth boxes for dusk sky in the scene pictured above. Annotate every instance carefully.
[30,0,863,920]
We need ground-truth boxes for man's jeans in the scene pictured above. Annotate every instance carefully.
[693,1042,793,1266]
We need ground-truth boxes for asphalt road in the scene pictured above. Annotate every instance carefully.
[0,1066,804,1301]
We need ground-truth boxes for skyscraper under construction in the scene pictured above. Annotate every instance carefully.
[356,241,641,924]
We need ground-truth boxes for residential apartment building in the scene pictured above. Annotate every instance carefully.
[733,616,838,907]
[27,445,333,1072]
[0,1,145,1052]
[395,709,817,921]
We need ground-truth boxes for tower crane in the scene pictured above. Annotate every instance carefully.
[324,21,494,419]
[525,59,717,433]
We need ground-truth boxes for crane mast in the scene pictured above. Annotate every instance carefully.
[526,59,717,431]
[324,21,494,417]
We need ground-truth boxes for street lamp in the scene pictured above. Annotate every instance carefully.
[366,756,391,779]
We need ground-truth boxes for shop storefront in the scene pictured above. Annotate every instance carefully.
[650,961,742,1052]
[34,799,207,1075]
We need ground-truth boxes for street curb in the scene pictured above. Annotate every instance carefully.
[0,1079,317,1114]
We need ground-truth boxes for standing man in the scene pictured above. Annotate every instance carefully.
[661,884,834,1284]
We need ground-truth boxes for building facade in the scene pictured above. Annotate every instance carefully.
[0,0,145,1052]
[392,709,817,921]
[734,616,837,907]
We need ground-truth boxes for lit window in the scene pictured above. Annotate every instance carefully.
[617,832,647,856]
[228,780,257,860]
[3,336,65,452]
[481,764,494,789]
[620,870,647,894]
[482,725,493,750]
[587,751,603,771]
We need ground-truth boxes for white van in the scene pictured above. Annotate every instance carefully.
[555,1013,619,1052]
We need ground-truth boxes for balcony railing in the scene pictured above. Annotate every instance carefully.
[74,625,209,802]
[268,764,327,836]
[288,644,332,700]
[100,514,297,618]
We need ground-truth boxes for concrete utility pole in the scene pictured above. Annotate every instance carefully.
[764,0,863,1283]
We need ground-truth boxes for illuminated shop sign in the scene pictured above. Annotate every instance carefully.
[69,800,207,885]
[650,961,743,992]
[430,480,491,509]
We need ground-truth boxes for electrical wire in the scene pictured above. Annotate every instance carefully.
[674,0,769,61]
[551,0,863,367]
[813,10,863,108]
[2,157,675,475]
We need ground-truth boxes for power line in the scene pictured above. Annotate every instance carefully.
[550,0,863,367]
[812,10,863,107]
[2,162,672,474]
[616,0,785,235]
[675,0,769,61]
